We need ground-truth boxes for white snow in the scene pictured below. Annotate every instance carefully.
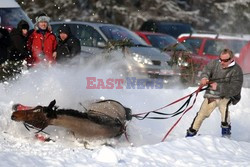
[0,55,250,167]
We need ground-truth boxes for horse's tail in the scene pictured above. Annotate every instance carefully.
[124,107,132,121]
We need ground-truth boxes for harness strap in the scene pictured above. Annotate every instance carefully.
[161,85,203,142]
[132,87,207,120]
[23,122,50,135]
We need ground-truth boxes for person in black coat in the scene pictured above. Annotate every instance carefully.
[8,20,31,61]
[0,20,31,81]
[0,27,11,64]
[55,24,81,63]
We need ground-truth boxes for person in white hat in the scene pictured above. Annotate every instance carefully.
[27,13,57,66]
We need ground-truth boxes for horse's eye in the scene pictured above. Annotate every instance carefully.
[33,109,41,113]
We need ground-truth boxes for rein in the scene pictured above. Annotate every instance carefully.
[161,85,203,141]
[132,86,207,120]
[18,107,50,135]
[130,85,207,142]
[130,73,250,141]
[23,122,50,135]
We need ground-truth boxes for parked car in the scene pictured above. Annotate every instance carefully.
[51,21,180,82]
[139,20,194,38]
[237,42,250,87]
[0,0,33,31]
[135,31,182,50]
[177,33,248,61]
[178,32,249,87]
[135,31,209,85]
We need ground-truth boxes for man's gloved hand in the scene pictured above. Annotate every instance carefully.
[200,78,209,86]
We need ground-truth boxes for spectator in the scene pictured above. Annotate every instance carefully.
[0,27,11,64]
[55,24,81,63]
[0,27,12,81]
[27,13,57,66]
[186,48,243,138]
[8,20,31,61]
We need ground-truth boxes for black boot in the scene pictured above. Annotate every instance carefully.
[221,122,231,138]
[186,128,197,137]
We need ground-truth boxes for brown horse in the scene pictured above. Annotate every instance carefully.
[11,99,132,141]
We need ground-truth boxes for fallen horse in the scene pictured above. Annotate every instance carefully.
[11,99,132,142]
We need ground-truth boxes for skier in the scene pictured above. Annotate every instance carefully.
[186,48,243,138]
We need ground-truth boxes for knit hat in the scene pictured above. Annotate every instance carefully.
[21,24,29,30]
[17,20,29,30]
[57,24,71,36]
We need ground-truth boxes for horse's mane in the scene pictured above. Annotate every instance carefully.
[44,99,132,122]
[56,109,88,119]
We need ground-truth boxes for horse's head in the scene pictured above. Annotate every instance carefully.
[11,100,57,129]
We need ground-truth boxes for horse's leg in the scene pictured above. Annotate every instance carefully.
[83,141,94,151]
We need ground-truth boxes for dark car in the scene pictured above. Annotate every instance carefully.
[51,21,179,82]
[139,20,194,38]
[135,31,209,85]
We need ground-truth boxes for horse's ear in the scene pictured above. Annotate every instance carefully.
[48,100,56,109]
[46,100,57,119]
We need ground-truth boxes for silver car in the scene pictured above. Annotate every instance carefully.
[51,21,177,79]
[0,0,33,30]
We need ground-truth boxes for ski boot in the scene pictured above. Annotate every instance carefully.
[221,122,231,138]
[186,128,197,137]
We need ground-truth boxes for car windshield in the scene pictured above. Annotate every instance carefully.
[100,25,148,46]
[203,39,248,56]
[146,34,186,50]
[181,38,202,54]
[0,8,33,29]
[225,40,248,53]
[203,40,226,56]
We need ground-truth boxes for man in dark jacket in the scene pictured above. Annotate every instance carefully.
[0,28,11,64]
[55,24,81,63]
[186,48,243,138]
[0,28,12,81]
[0,20,30,81]
[8,20,31,61]
[2,20,30,80]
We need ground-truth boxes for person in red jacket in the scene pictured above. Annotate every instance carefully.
[27,13,57,66]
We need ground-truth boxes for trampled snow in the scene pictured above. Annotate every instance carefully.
[0,56,250,167]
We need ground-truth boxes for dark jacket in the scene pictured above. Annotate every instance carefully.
[201,59,243,104]
[8,20,31,61]
[56,24,81,62]
[0,28,11,64]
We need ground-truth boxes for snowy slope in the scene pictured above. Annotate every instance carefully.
[0,56,250,167]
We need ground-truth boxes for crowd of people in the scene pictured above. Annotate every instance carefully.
[0,12,81,80]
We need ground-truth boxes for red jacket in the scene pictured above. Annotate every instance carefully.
[27,30,57,65]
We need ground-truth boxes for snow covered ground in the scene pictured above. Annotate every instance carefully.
[0,56,250,167]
